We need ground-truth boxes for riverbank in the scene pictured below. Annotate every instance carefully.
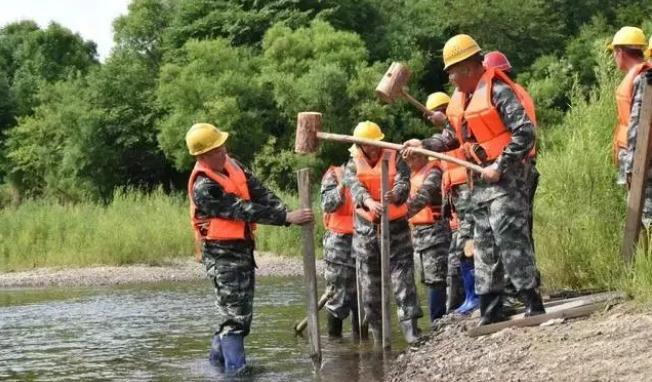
[0,252,324,288]
[386,302,652,381]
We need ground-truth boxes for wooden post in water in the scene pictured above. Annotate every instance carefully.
[622,72,652,263]
[297,168,322,370]
[380,152,392,350]
[356,259,369,340]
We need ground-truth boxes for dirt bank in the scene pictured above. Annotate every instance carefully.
[386,303,652,382]
[0,252,324,288]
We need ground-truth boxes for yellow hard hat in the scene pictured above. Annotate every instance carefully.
[443,34,481,70]
[609,26,647,50]
[185,123,229,156]
[426,92,451,111]
[353,121,384,141]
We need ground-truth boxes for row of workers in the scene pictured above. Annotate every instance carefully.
[181,24,652,374]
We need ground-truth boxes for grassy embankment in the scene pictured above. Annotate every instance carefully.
[0,188,323,273]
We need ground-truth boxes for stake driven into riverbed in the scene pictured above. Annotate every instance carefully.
[380,152,392,350]
[297,168,321,370]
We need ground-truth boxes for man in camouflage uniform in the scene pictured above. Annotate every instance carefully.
[344,121,423,345]
[321,163,358,338]
[405,152,451,323]
[406,35,544,325]
[186,123,313,374]
[610,27,652,228]
[405,94,478,316]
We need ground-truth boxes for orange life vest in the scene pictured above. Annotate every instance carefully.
[322,165,354,234]
[446,68,537,163]
[188,156,254,244]
[409,160,443,225]
[354,149,408,222]
[613,62,652,161]
[440,149,469,197]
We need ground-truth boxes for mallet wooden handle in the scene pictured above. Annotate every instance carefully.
[401,89,430,114]
[316,131,484,173]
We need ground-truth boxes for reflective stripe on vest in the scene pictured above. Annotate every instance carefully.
[409,160,442,225]
[188,156,252,242]
[613,62,652,159]
[354,149,408,222]
[446,68,537,162]
[322,165,354,234]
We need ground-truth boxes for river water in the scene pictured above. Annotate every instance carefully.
[0,277,417,381]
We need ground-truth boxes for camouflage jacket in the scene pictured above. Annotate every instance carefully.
[620,70,650,184]
[343,152,410,228]
[407,165,450,250]
[192,159,288,250]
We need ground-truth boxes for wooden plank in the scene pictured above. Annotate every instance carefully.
[380,153,392,350]
[467,291,626,337]
[294,288,333,336]
[622,73,652,263]
[297,168,321,370]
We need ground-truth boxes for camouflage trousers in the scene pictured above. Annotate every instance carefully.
[447,185,474,278]
[323,231,357,319]
[352,217,423,325]
[471,186,539,295]
[412,220,451,287]
[202,241,256,337]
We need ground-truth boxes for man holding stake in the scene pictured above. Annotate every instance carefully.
[609,27,652,228]
[344,120,423,344]
[186,122,313,374]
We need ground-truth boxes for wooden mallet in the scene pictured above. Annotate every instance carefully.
[295,112,484,173]
[375,62,429,114]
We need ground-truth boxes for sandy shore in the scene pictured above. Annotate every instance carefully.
[0,252,324,288]
[386,302,652,382]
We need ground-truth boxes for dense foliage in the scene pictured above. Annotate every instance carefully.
[2,0,652,200]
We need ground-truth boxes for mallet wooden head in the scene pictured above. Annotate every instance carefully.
[295,112,322,154]
[375,62,412,104]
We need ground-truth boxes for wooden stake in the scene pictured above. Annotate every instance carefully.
[380,152,392,350]
[297,168,321,370]
[356,258,369,340]
[622,73,652,263]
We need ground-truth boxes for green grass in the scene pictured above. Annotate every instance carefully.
[532,54,652,299]
[0,187,323,273]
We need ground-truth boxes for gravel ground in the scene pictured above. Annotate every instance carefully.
[0,252,324,288]
[386,303,652,382]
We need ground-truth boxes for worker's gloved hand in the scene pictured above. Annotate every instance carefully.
[401,139,422,158]
[286,208,314,225]
[364,197,384,216]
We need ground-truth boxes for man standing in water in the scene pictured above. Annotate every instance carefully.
[344,121,423,345]
[186,123,313,375]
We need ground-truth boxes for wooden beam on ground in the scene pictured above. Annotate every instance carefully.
[297,168,321,370]
[380,152,392,350]
[467,292,626,337]
[622,72,652,263]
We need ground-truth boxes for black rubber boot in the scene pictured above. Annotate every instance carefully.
[327,313,343,338]
[370,323,382,348]
[446,275,465,313]
[477,293,506,326]
[519,288,546,317]
[350,305,360,339]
